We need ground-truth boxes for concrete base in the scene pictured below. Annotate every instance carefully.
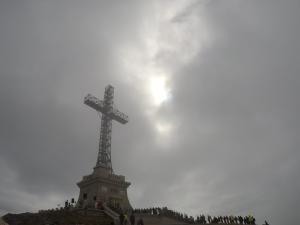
[77,166,132,211]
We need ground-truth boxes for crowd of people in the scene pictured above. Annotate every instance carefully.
[40,200,268,225]
[133,207,257,224]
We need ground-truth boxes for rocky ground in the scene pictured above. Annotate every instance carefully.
[1,209,113,225]
[0,217,8,225]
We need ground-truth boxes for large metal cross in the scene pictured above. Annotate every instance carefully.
[84,85,128,173]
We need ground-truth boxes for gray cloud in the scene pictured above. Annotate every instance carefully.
[0,1,299,225]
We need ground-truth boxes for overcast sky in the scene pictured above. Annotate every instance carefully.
[0,1,299,225]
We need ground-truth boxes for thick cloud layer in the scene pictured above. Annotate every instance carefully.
[0,1,299,225]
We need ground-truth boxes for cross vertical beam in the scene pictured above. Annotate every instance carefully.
[84,85,128,173]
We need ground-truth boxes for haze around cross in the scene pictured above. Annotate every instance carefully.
[0,1,299,225]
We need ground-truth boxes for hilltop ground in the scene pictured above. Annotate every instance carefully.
[1,209,113,225]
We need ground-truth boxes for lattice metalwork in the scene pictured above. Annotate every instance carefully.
[84,85,129,173]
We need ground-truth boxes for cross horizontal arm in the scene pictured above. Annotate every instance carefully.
[111,108,129,124]
[84,94,129,124]
[84,94,105,114]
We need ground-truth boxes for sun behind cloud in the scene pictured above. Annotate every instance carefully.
[149,75,171,106]
[117,0,211,143]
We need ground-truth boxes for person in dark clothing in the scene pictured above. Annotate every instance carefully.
[130,213,136,225]
[238,216,243,224]
[137,218,144,225]
[119,213,125,225]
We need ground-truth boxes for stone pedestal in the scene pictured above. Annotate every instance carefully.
[77,166,132,211]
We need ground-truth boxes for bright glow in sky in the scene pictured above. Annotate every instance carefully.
[149,76,171,106]
[118,0,211,140]
[155,121,173,135]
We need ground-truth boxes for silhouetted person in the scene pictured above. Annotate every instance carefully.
[207,215,211,224]
[119,213,124,225]
[137,218,144,225]
[130,213,136,225]
[238,216,243,224]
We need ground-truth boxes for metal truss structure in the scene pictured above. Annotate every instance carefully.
[84,85,129,173]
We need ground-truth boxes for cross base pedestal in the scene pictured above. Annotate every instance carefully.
[77,166,132,211]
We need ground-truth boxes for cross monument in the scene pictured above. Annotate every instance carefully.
[84,85,128,173]
[77,85,132,210]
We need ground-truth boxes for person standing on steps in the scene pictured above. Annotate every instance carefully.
[119,212,124,225]
[137,218,144,225]
[130,212,135,225]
